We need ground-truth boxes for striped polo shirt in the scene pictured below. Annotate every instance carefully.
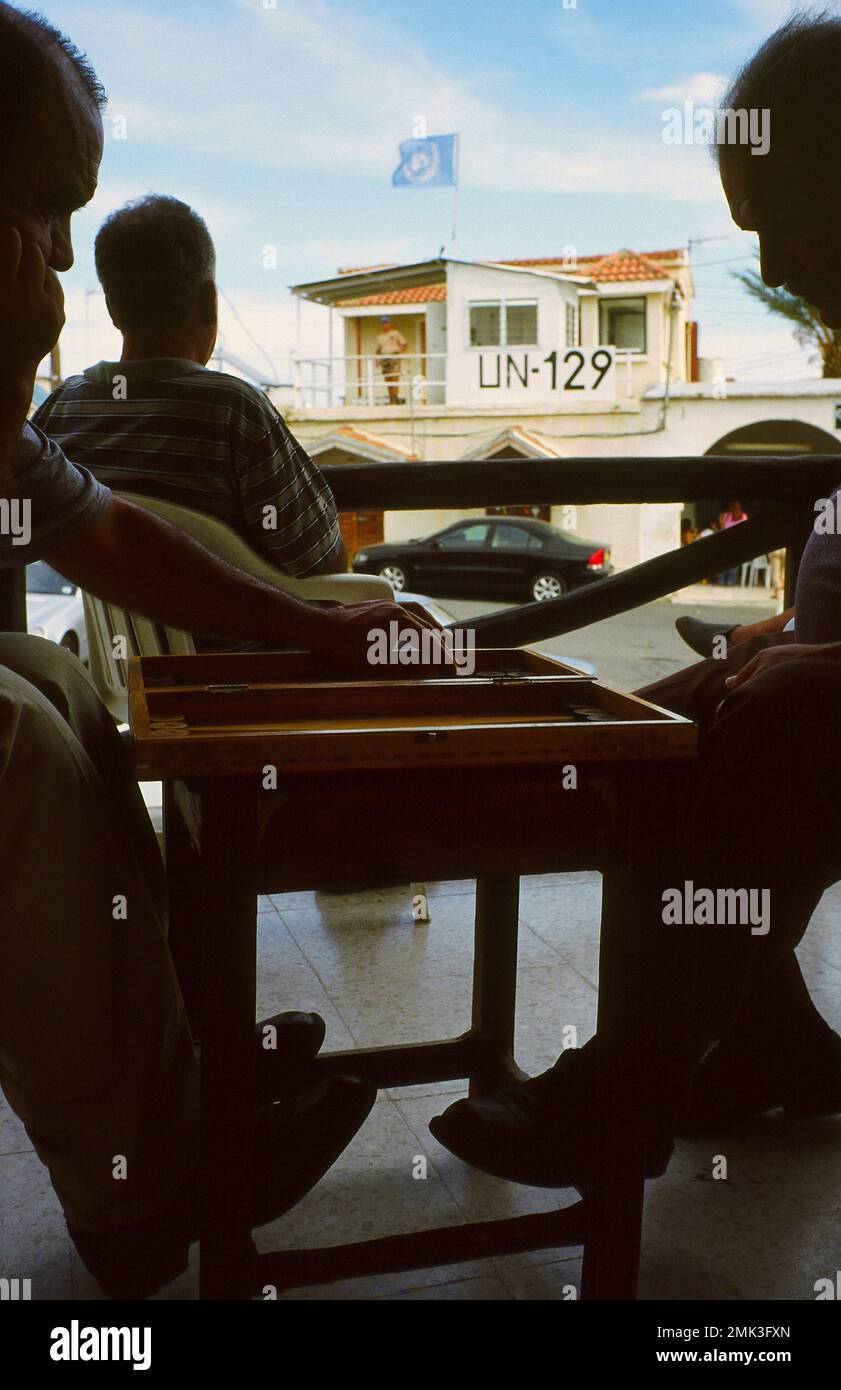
[32,358,343,577]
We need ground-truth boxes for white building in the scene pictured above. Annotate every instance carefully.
[282,249,841,569]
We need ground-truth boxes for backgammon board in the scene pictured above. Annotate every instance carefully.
[129,648,696,778]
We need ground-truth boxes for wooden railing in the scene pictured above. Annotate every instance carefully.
[318,454,841,645]
[3,454,839,639]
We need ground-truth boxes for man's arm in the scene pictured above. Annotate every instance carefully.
[46,495,436,668]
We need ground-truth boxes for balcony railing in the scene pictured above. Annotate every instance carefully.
[291,352,447,410]
[290,349,640,409]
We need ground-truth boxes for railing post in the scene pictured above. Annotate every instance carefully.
[408,359,417,457]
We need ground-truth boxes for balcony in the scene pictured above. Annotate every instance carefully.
[288,349,642,413]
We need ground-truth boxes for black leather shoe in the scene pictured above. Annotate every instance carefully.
[68,1074,376,1299]
[430,1049,673,1191]
[679,1028,841,1136]
[255,1011,326,1102]
[675,616,738,658]
[251,1075,375,1226]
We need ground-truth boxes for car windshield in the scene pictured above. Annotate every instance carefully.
[26,562,76,597]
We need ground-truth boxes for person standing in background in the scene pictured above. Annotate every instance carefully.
[375,315,407,404]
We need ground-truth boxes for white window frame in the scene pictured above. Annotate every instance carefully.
[599,296,647,354]
[565,301,580,348]
[467,298,539,350]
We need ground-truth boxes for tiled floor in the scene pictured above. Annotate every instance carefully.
[2,872,840,1301]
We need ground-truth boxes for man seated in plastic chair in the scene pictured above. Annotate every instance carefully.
[0,2,445,1299]
[32,194,346,649]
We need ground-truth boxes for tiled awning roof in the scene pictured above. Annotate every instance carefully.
[336,285,448,308]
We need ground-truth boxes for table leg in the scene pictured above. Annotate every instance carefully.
[469,876,523,1098]
[580,868,646,1299]
[163,780,204,1036]
[198,778,259,1300]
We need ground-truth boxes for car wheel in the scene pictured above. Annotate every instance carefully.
[378,563,409,592]
[60,631,80,657]
[530,571,567,602]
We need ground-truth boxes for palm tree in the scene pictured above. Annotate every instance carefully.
[731,259,841,377]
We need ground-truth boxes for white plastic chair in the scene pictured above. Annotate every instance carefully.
[81,493,430,920]
[83,490,392,723]
[740,555,771,588]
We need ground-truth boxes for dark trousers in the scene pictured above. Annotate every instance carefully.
[618,634,840,1121]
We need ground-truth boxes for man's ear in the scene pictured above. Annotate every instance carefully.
[198,281,218,327]
[104,294,121,330]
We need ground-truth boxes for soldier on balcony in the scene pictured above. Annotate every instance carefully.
[374,315,407,404]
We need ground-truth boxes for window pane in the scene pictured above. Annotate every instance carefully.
[469,303,501,346]
[565,302,579,347]
[438,523,489,548]
[492,524,528,551]
[505,302,538,345]
[600,298,646,351]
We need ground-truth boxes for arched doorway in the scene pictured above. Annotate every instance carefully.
[691,419,841,532]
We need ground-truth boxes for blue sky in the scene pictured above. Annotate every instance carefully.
[36,0,819,379]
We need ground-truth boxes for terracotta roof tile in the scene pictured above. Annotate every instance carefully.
[336,284,447,307]
[497,248,680,281]
[332,248,685,305]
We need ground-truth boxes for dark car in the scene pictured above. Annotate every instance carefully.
[352,517,612,603]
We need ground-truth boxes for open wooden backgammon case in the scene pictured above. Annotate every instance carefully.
[129,648,697,779]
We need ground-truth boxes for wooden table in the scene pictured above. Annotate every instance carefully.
[129,649,696,1300]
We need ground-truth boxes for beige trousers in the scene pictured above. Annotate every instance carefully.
[0,635,198,1232]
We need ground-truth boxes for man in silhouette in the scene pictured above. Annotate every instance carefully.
[433,12,841,1187]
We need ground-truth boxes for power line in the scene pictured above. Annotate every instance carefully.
[692,255,756,272]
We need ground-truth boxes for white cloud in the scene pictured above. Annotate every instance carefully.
[730,0,805,27]
[52,0,734,205]
[81,179,251,242]
[641,73,728,104]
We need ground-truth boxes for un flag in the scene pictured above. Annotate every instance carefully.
[392,134,458,187]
